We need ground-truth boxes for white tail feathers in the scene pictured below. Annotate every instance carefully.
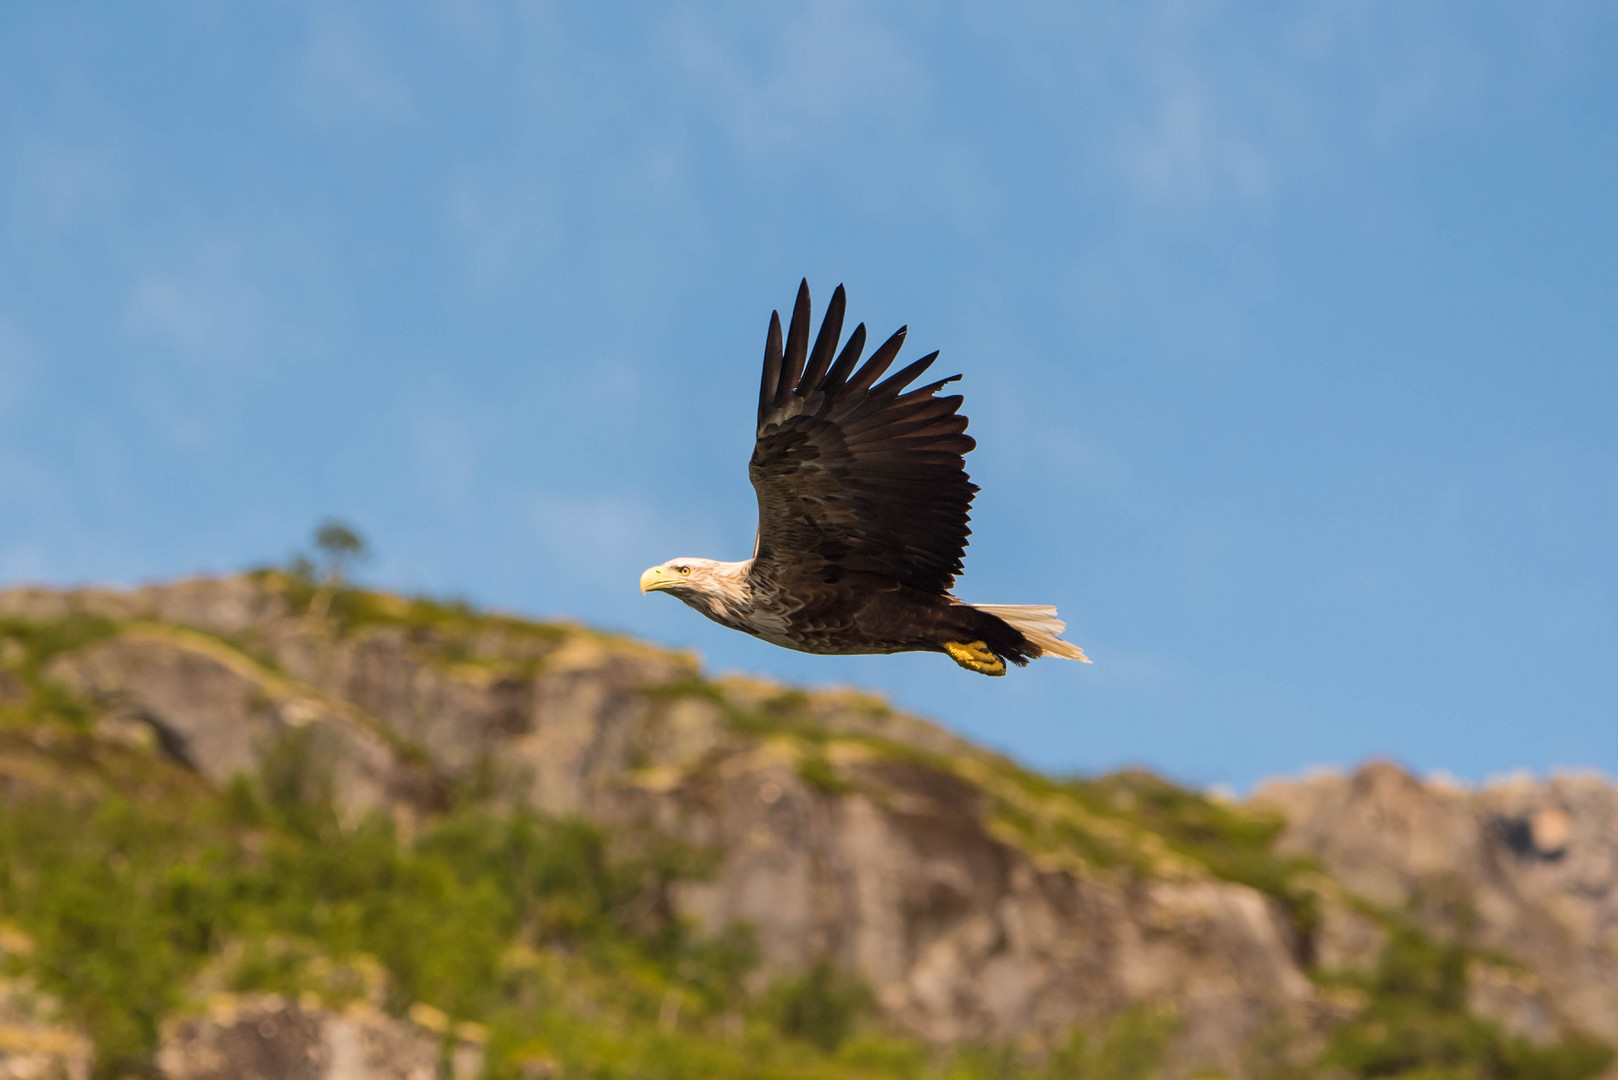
[973,604,1092,663]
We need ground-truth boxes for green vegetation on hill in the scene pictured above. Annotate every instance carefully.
[0,740,1175,1080]
[1317,920,1613,1080]
[659,675,1325,949]
[0,596,1612,1080]
[0,611,119,728]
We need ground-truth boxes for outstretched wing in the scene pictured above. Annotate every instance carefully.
[749,280,976,596]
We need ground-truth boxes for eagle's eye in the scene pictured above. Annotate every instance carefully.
[676,565,691,575]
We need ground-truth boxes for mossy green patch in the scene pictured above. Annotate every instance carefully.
[0,764,739,1079]
[1069,771,1321,941]
[1319,921,1612,1080]
[0,612,121,674]
[797,753,853,795]
[1027,1006,1179,1080]
[4,580,1611,1080]
[248,570,569,676]
[0,722,1266,1080]
[765,958,874,1052]
[0,613,120,730]
[646,674,729,707]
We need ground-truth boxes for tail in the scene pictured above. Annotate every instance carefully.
[972,604,1091,663]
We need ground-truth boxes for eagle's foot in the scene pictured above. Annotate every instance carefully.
[945,640,1006,677]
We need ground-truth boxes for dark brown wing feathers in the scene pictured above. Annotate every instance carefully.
[845,326,906,393]
[759,311,784,422]
[779,282,811,408]
[750,280,977,597]
[823,323,865,390]
[800,284,844,391]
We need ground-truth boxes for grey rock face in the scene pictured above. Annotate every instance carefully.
[640,751,1325,1073]
[1256,760,1618,1045]
[0,577,287,633]
[155,996,476,1080]
[46,630,407,822]
[7,576,1618,1077]
[0,670,26,707]
[0,973,93,1080]
[3,577,1332,1073]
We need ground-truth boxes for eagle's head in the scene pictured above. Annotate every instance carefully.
[639,558,751,617]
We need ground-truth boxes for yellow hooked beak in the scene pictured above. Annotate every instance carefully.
[640,566,680,593]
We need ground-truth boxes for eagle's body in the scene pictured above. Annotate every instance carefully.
[641,282,1089,676]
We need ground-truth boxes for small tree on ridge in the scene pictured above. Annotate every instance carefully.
[314,520,367,586]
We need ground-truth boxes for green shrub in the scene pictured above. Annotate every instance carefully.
[0,613,120,673]
[0,774,739,1078]
[1038,1007,1178,1080]
[798,753,852,794]
[0,614,119,731]
[1069,771,1320,941]
[766,958,874,1052]
[1322,924,1613,1080]
[0,796,220,1077]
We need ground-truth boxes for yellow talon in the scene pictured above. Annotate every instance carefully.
[945,640,1006,677]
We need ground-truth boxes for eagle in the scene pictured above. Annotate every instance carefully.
[640,281,1090,676]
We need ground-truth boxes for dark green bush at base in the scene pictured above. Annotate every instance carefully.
[1321,925,1613,1080]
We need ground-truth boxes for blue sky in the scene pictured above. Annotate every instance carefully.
[2,3,1615,789]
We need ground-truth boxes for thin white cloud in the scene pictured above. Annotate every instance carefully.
[665,3,997,231]
[1364,39,1487,148]
[1116,68,1274,205]
[287,7,413,127]
[401,388,499,511]
[122,242,270,370]
[428,0,502,43]
[1106,2,1498,207]
[670,1,927,159]
[115,224,339,447]
[7,137,124,234]
[445,168,559,290]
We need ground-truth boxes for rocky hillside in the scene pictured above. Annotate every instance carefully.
[0,573,1614,1080]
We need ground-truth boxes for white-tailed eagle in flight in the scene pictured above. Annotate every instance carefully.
[640,281,1089,676]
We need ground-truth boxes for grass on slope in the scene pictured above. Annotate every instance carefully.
[246,567,573,678]
[0,772,738,1076]
[0,611,120,729]
[655,675,1321,943]
[0,731,1178,1080]
[1315,920,1613,1080]
[1,605,1612,1080]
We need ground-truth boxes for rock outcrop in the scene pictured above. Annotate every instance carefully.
[1257,761,1618,1049]
[0,976,92,1080]
[2,574,1614,1078]
[641,745,1326,1068]
[155,995,485,1080]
